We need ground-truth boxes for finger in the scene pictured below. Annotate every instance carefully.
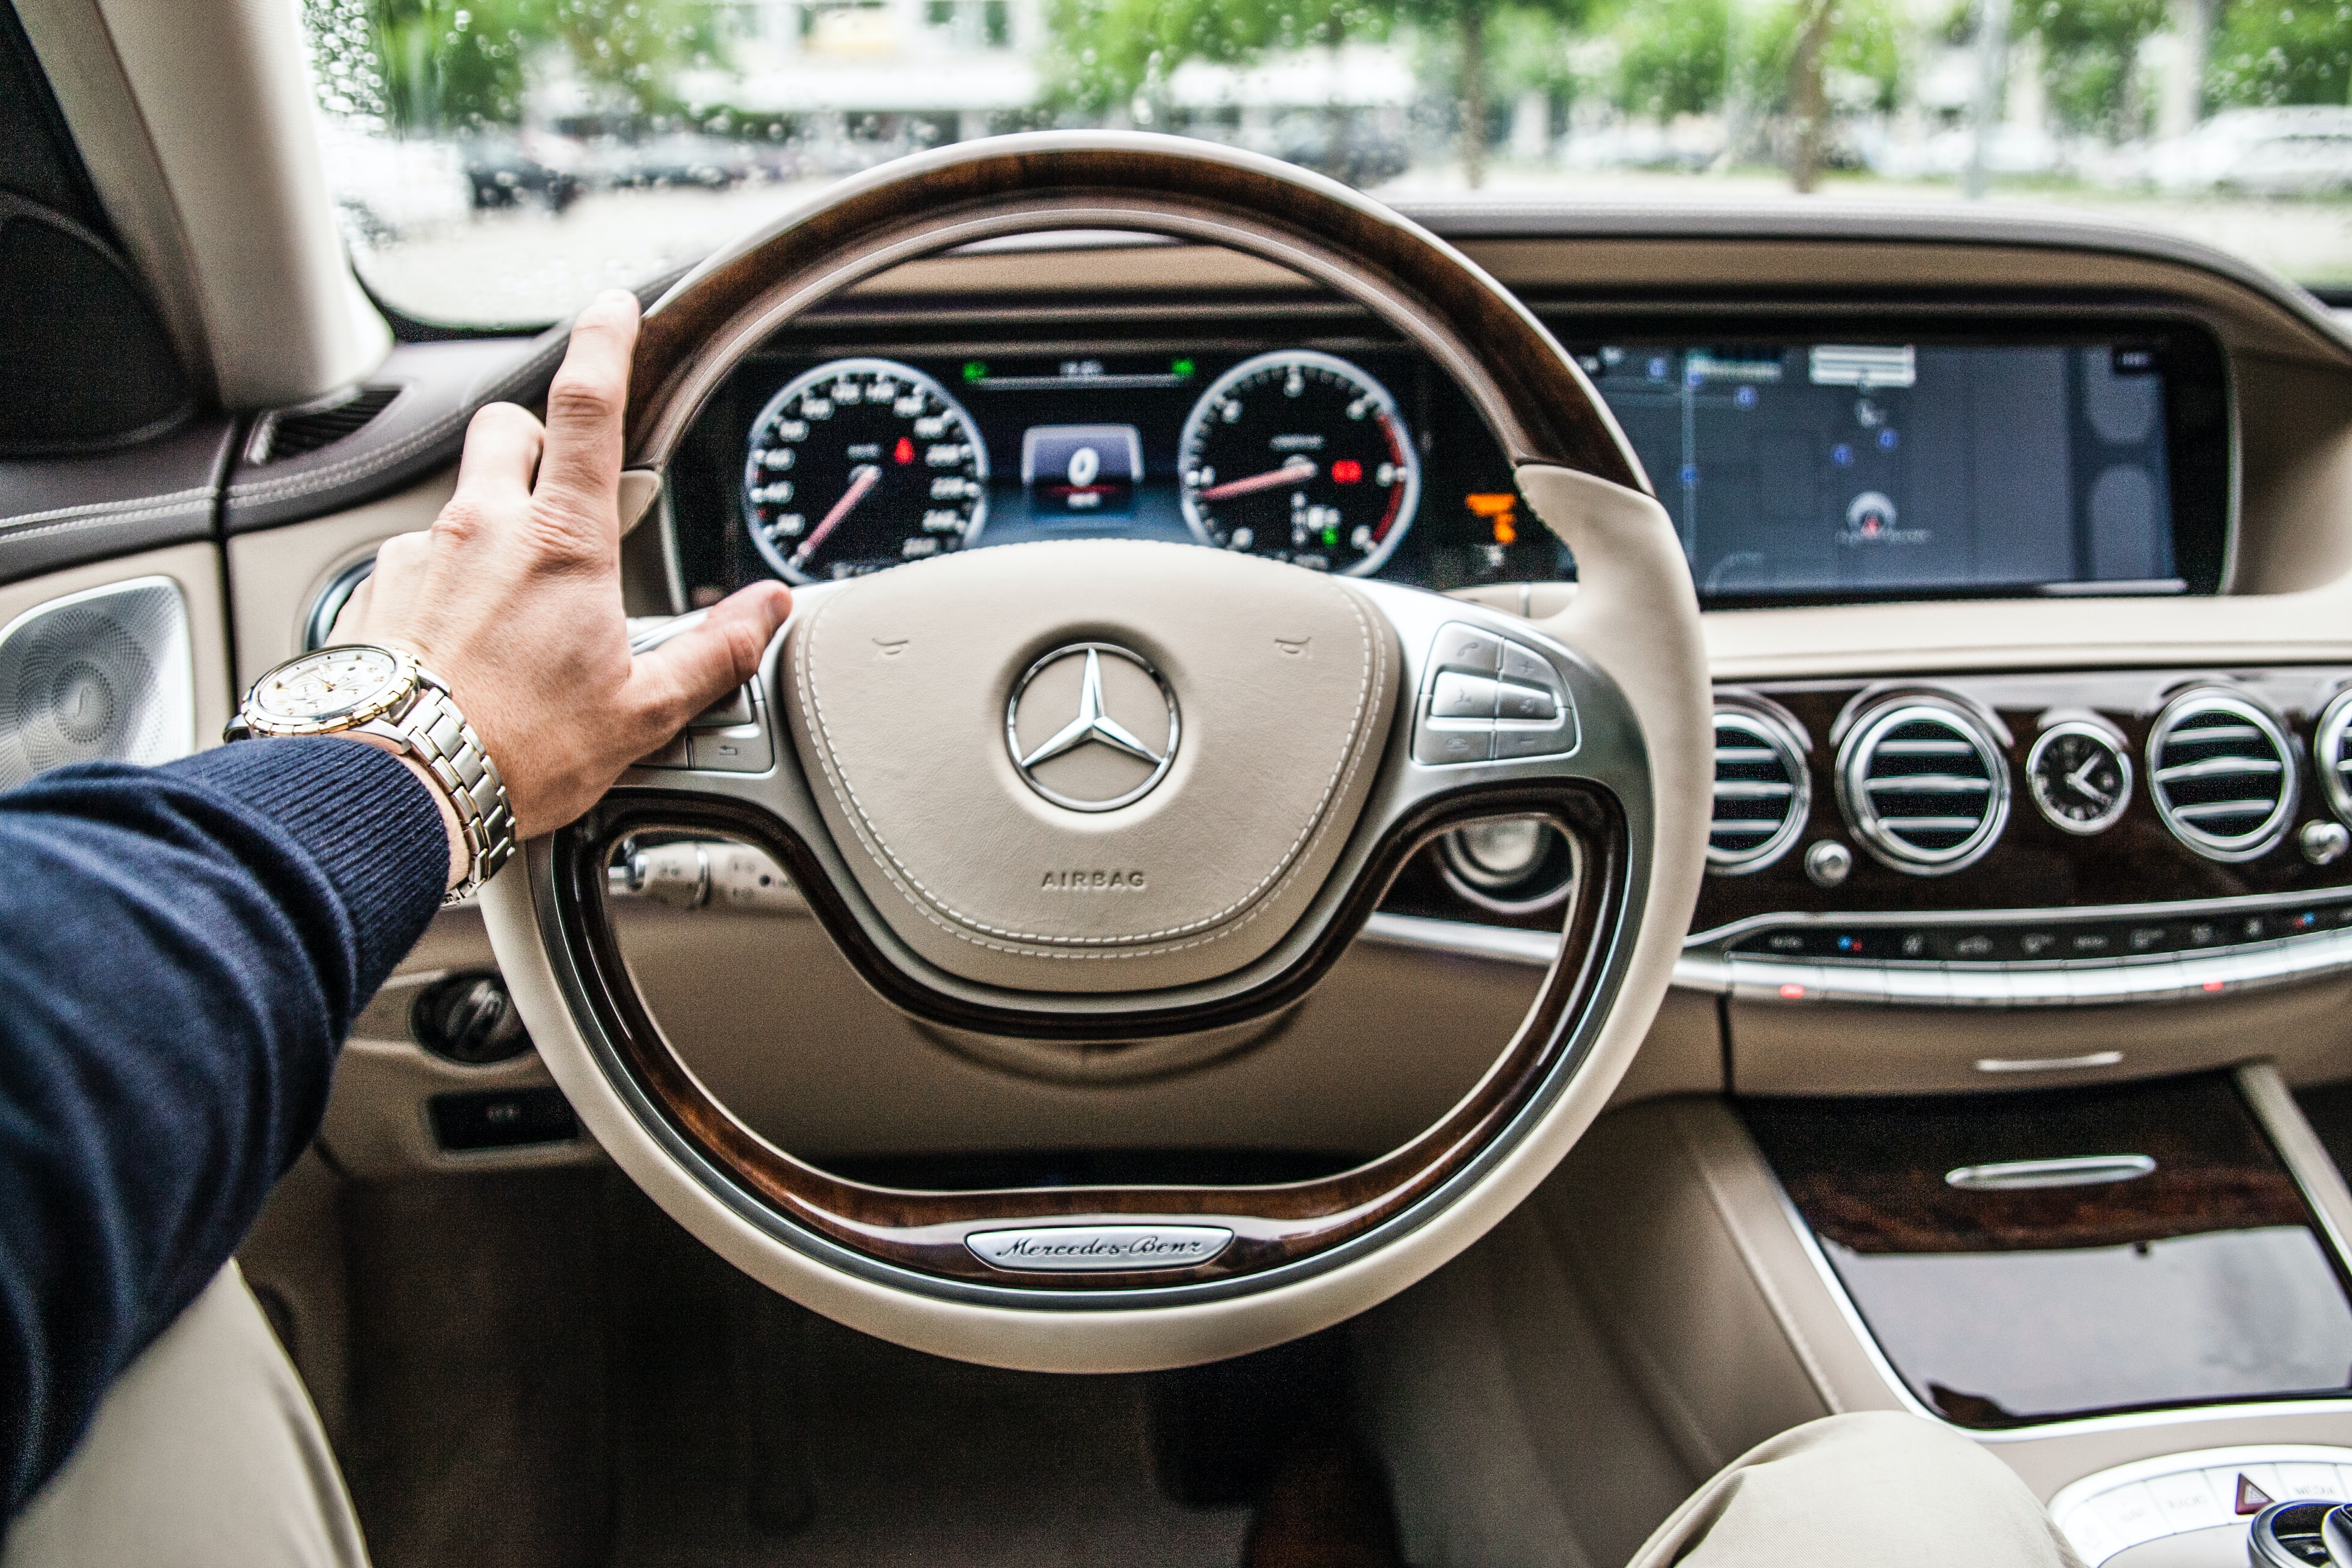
[532,290,640,547]
[354,531,431,627]
[625,582,792,739]
[327,573,374,644]
[449,402,545,520]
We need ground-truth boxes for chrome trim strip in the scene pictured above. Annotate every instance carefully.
[1357,911,1561,968]
[2238,1062,2352,1298]
[1945,1155,2154,1191]
[1704,927,2352,1009]
[1692,883,2352,944]
[1975,1051,2126,1074]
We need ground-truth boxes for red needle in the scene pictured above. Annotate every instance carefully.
[1197,457,1318,502]
[792,463,882,567]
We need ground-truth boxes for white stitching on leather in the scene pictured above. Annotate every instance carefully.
[795,541,1387,958]
[225,338,567,504]
[0,488,212,536]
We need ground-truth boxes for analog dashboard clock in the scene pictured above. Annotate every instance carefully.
[2027,720,2134,834]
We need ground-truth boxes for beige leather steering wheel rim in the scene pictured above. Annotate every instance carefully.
[481,132,1711,1373]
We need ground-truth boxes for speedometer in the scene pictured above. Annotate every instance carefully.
[1177,351,1420,575]
[742,358,988,583]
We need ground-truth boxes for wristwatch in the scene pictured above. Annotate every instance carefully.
[226,644,516,903]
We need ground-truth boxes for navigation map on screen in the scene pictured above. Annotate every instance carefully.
[1578,343,2178,598]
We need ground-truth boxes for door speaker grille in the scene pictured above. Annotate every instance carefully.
[0,578,192,788]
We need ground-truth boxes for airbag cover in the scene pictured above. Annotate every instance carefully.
[784,540,1397,993]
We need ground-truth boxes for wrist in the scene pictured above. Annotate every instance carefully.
[229,643,516,903]
[337,734,468,892]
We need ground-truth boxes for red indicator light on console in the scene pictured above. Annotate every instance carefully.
[1331,459,1363,485]
[2202,979,2224,993]
[893,436,915,465]
[1778,982,1806,1000]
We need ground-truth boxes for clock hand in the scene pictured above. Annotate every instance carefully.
[2065,755,2114,806]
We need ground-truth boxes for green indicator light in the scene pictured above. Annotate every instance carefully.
[1321,526,1341,548]
[1171,357,1195,379]
[962,361,987,383]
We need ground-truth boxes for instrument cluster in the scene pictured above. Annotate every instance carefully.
[683,343,1560,601]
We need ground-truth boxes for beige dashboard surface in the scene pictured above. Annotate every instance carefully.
[785,538,1397,994]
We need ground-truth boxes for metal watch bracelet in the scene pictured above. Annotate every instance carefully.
[397,675,517,904]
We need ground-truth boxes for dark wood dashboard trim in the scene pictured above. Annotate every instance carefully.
[543,784,1625,1290]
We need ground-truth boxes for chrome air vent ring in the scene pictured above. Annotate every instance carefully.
[1835,697,2010,876]
[2315,688,2352,827]
[1708,702,1809,874]
[2148,688,2298,862]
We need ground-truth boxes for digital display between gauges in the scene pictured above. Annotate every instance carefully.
[1177,351,1420,575]
[741,358,988,583]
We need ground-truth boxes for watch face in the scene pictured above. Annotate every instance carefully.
[2028,724,2133,835]
[250,646,406,728]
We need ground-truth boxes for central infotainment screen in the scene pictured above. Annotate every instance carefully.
[1577,342,2186,600]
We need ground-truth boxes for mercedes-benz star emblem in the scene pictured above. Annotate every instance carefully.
[1005,643,1180,812]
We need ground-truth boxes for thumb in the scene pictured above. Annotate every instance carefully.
[629,582,793,737]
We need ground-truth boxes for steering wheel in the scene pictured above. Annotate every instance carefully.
[482,131,1710,1374]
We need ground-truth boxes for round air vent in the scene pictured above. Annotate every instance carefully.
[2315,688,2352,826]
[1835,697,2010,875]
[2148,688,2297,861]
[1708,704,1809,874]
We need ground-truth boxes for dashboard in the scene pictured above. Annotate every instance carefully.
[630,237,2341,1094]
[670,316,2232,610]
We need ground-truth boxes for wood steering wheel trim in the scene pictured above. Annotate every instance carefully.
[541,784,1627,1296]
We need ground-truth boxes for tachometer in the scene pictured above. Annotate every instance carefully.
[742,358,988,583]
[1177,351,1419,575]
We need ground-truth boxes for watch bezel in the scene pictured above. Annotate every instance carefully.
[242,644,420,737]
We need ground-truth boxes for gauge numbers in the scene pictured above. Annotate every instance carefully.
[1177,351,1420,575]
[2027,721,2133,835]
[742,358,988,584]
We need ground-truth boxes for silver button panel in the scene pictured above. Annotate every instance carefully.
[1413,621,1579,766]
[1676,890,2352,1008]
[2050,1445,2352,1566]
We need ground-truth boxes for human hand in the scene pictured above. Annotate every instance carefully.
[337,290,792,843]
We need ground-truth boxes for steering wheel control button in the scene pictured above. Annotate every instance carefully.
[1430,623,1502,675]
[691,723,772,772]
[1416,722,1492,766]
[1430,671,1499,719]
[1415,622,1577,766]
[1007,642,1180,812]
[635,681,772,771]
[965,1224,1235,1272]
[1498,684,1558,723]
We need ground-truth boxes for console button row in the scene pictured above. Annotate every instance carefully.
[1726,904,2352,966]
[1413,622,1579,766]
[1698,900,2352,1008]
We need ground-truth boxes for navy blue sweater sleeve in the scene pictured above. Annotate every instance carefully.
[0,737,447,1512]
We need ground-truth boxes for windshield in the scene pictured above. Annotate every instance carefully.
[299,0,2352,327]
